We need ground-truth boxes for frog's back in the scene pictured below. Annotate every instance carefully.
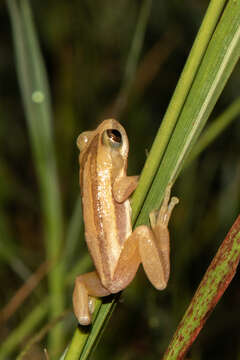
[80,133,132,286]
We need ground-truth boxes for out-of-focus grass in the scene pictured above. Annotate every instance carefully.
[0,252,91,359]
[6,0,65,354]
[1,0,240,359]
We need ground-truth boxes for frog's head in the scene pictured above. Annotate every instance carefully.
[77,119,129,159]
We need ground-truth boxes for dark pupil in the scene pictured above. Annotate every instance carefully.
[107,129,121,143]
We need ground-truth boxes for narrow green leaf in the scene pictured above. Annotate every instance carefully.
[77,298,117,360]
[136,0,240,226]
[132,0,228,221]
[186,95,240,165]
[64,297,117,360]
[6,0,64,352]
[64,301,102,360]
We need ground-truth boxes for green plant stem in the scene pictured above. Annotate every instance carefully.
[131,0,228,223]
[65,297,117,360]
[64,327,90,360]
[64,301,102,360]
[186,95,240,165]
[136,0,240,226]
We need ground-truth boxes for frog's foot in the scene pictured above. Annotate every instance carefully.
[137,183,179,289]
[149,183,179,229]
[73,271,110,325]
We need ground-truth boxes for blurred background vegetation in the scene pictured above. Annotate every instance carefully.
[0,0,240,359]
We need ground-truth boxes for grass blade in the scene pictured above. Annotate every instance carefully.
[132,0,228,220]
[64,297,117,360]
[136,0,240,225]
[6,0,64,353]
[186,95,240,165]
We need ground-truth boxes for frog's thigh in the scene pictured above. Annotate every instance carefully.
[138,224,170,290]
[73,271,110,325]
[109,230,141,293]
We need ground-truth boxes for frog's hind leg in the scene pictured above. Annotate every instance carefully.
[73,271,110,325]
[108,185,178,293]
[103,229,141,293]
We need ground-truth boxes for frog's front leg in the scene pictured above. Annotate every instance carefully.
[73,271,110,325]
[113,175,139,203]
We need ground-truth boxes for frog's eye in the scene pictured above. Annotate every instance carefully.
[102,129,122,148]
